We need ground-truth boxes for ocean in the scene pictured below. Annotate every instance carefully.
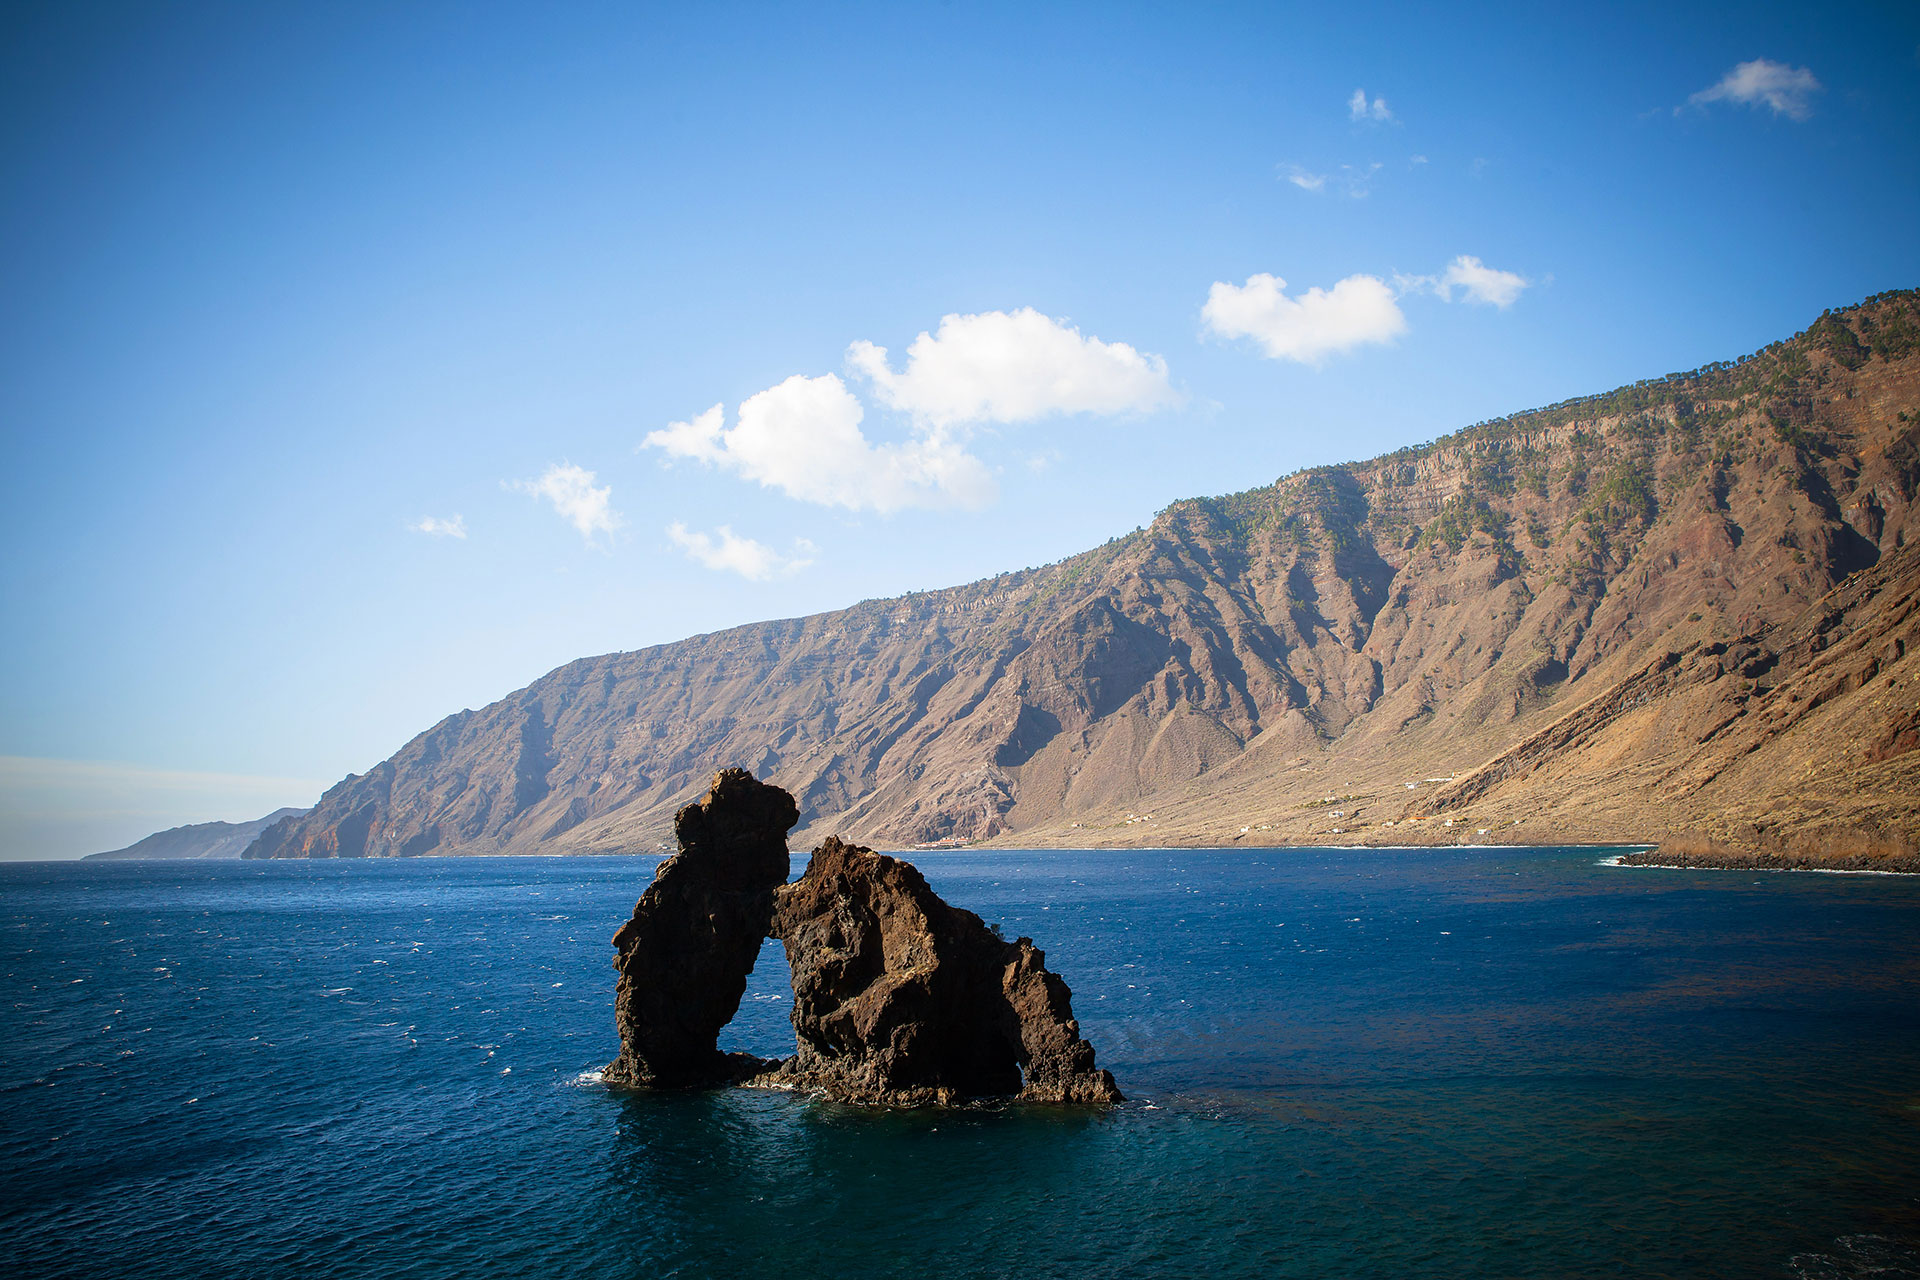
[3,846,1917,1278]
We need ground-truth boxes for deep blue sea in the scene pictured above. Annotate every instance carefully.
[4,846,1919,1279]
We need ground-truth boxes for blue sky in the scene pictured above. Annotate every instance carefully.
[3,1,1917,858]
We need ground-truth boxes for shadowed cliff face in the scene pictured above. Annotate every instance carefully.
[247,292,1920,857]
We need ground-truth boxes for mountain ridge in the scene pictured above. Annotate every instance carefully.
[247,290,1920,860]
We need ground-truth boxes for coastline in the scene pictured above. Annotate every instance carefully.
[21,840,1664,866]
[1610,841,1920,876]
[20,838,1919,872]
[1599,853,1919,877]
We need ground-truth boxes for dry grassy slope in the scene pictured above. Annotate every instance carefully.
[248,292,1920,859]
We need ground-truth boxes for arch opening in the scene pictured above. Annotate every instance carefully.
[718,935,798,1063]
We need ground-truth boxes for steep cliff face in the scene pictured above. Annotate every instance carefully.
[246,292,1920,859]
[1400,536,1920,850]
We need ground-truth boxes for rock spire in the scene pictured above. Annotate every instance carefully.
[606,768,797,1088]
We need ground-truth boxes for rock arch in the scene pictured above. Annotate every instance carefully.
[607,770,1120,1104]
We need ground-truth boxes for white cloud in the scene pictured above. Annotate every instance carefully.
[644,375,994,512]
[1348,88,1392,123]
[1688,58,1822,120]
[1286,166,1327,191]
[1209,258,1533,366]
[411,514,467,539]
[1202,272,1406,365]
[666,522,814,580]
[510,463,622,543]
[845,308,1178,428]
[1441,255,1530,307]
[647,309,1175,513]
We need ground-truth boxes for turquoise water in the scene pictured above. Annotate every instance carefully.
[3,847,1918,1278]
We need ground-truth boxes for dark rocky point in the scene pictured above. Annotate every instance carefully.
[765,835,1122,1105]
[607,771,1120,1105]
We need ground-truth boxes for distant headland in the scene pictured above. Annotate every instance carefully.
[85,808,308,861]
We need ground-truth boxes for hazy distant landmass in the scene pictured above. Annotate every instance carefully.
[245,291,1920,862]
[88,808,308,861]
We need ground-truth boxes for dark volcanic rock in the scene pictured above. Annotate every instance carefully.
[759,835,1122,1105]
[605,769,798,1088]
[607,772,1120,1105]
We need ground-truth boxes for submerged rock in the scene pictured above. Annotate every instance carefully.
[760,835,1122,1105]
[607,770,1120,1105]
[605,768,797,1088]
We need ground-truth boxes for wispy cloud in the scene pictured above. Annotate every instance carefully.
[666,522,814,580]
[0,755,326,861]
[1441,256,1529,306]
[646,308,1178,512]
[644,405,729,467]
[0,755,326,802]
[1686,58,1822,120]
[509,463,622,544]
[1348,88,1393,123]
[1282,161,1382,198]
[1396,255,1533,307]
[1202,272,1406,365]
[411,514,467,539]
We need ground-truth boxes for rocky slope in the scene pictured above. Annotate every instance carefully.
[247,292,1920,859]
[88,808,307,860]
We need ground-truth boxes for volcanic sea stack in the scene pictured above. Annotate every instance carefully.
[606,768,798,1088]
[608,770,1120,1105]
[765,834,1121,1104]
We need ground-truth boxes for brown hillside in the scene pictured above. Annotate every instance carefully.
[248,292,1920,859]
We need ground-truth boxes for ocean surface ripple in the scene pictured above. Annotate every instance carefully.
[3,847,1918,1278]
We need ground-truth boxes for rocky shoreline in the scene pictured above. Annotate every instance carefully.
[1616,833,1920,875]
